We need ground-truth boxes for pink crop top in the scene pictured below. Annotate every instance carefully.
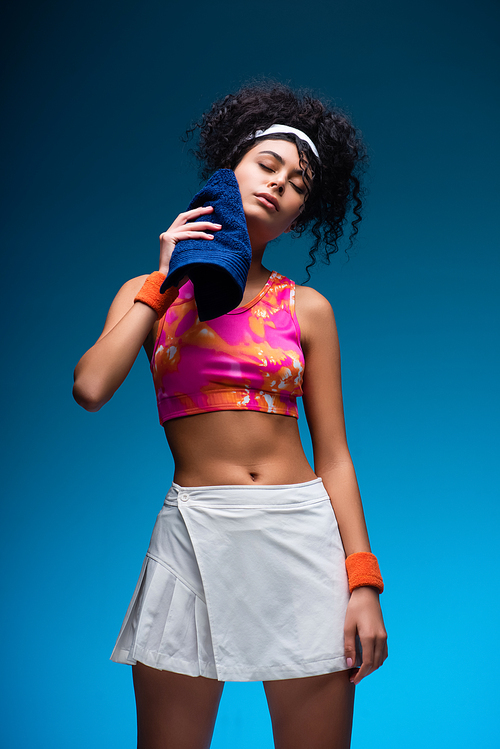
[151,271,304,424]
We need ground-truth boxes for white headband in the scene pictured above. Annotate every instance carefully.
[251,124,321,162]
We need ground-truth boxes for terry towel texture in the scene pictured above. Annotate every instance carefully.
[110,479,351,682]
[161,169,252,321]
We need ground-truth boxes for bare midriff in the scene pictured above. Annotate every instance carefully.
[163,410,317,487]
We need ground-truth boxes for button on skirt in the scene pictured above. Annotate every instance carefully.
[110,478,350,682]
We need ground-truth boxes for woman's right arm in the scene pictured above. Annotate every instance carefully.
[73,205,220,412]
[73,275,158,411]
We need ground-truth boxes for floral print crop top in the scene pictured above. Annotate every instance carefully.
[151,271,304,424]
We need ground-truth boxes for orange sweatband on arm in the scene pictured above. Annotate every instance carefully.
[345,552,384,594]
[134,272,179,319]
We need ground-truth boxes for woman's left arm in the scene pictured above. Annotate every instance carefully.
[296,285,388,685]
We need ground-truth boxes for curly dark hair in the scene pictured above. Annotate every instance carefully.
[185,81,368,280]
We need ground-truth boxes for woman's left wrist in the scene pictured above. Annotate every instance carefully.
[345,551,384,594]
[350,585,380,597]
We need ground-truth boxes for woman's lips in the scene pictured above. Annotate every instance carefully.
[255,194,279,211]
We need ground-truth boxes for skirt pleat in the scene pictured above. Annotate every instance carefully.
[110,507,218,678]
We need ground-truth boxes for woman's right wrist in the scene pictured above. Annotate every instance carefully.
[134,271,178,319]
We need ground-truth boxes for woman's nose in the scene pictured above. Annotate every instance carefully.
[268,176,285,194]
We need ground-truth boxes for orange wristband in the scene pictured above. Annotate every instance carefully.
[345,552,384,594]
[134,272,179,319]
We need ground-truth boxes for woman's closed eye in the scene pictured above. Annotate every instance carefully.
[259,163,304,194]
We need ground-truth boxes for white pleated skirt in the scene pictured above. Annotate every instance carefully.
[110,478,351,682]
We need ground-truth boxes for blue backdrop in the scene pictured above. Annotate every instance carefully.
[2,0,499,746]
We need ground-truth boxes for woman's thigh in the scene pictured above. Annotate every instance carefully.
[263,670,355,749]
[132,662,224,749]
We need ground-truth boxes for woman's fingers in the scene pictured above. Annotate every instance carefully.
[171,205,215,228]
[343,621,358,672]
[177,221,222,232]
[343,586,388,686]
[350,630,388,685]
[175,231,217,241]
[158,206,221,275]
[374,632,388,670]
[159,222,221,241]
[183,205,215,217]
[351,636,374,684]
[159,225,221,247]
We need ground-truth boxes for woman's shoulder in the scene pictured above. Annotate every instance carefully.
[116,273,151,298]
[273,272,332,313]
[294,284,337,350]
[105,274,152,312]
[294,283,334,317]
[98,274,154,342]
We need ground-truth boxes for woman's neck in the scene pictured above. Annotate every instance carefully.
[239,260,272,307]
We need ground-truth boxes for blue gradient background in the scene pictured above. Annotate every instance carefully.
[2,1,499,746]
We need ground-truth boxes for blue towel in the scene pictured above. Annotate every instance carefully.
[161,169,252,321]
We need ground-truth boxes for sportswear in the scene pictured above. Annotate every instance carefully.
[151,271,304,424]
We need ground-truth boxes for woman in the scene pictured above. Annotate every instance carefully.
[74,82,388,749]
